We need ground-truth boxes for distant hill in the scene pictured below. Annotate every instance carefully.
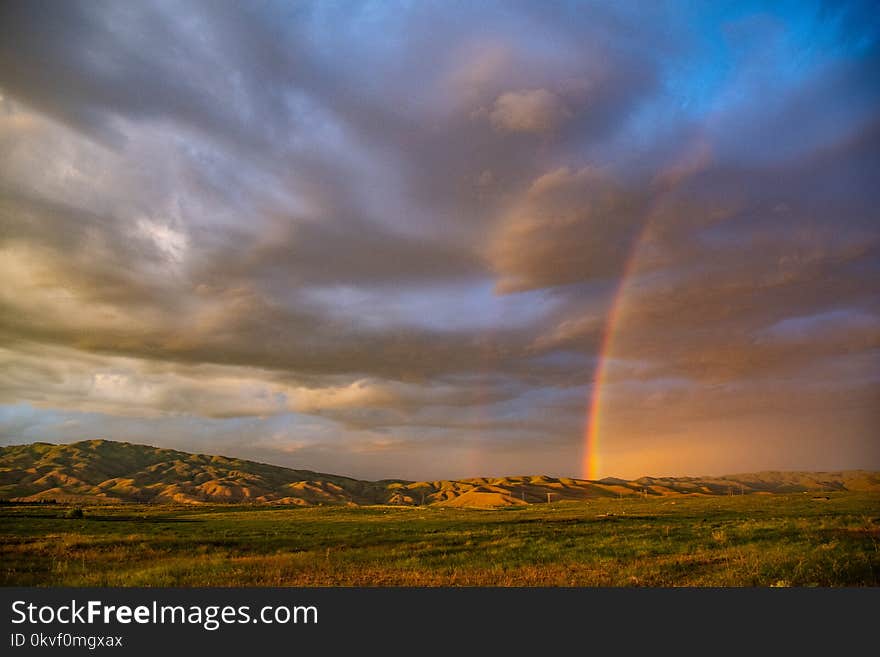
[1,440,878,506]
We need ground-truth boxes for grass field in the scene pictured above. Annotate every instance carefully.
[2,493,878,586]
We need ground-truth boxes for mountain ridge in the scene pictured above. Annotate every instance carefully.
[2,439,878,507]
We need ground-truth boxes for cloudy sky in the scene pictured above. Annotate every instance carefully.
[0,0,877,480]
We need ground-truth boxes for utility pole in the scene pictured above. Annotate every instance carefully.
[546,492,552,504]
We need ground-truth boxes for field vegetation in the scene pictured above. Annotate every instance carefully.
[2,493,878,587]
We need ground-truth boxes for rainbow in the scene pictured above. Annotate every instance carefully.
[579,142,710,481]
[581,222,654,481]
[581,259,632,479]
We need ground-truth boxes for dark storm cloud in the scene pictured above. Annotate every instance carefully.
[490,166,649,292]
[609,119,880,380]
[0,0,877,478]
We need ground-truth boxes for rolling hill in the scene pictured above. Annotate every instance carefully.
[1,439,877,506]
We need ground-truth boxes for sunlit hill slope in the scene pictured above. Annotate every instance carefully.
[1,440,877,506]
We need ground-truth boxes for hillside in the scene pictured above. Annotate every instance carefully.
[0,440,388,505]
[1,440,878,506]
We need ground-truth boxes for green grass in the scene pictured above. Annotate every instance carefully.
[1,493,878,586]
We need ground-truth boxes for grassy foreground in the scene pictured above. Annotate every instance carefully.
[2,493,878,586]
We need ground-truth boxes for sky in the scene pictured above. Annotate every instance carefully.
[0,0,877,481]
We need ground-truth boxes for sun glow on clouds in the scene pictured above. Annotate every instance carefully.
[0,0,877,479]
[136,218,188,264]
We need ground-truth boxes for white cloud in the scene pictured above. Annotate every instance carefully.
[489,88,570,134]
